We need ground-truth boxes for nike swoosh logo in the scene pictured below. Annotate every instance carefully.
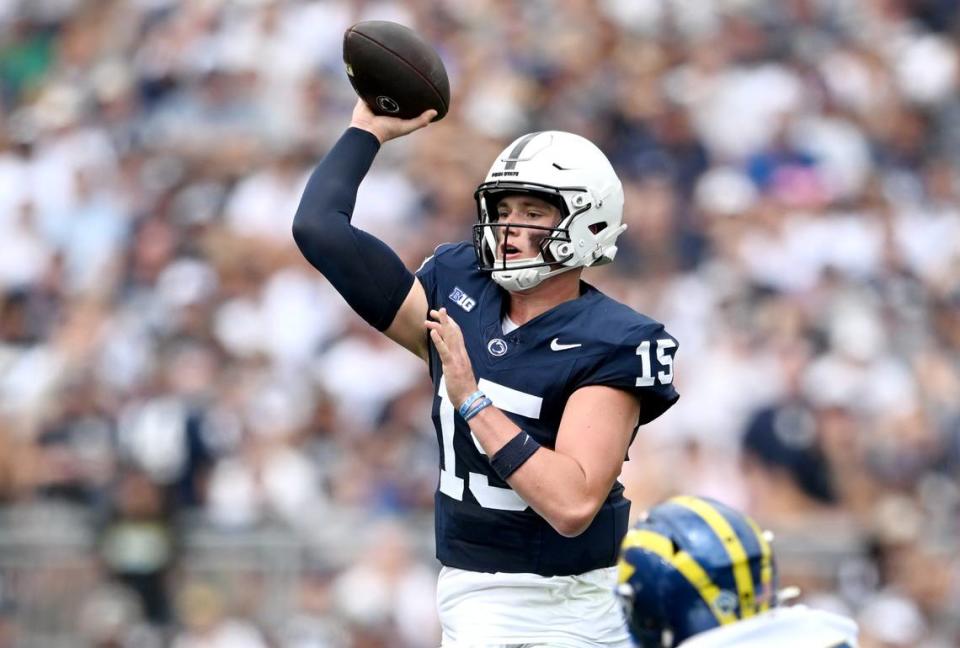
[550,338,582,351]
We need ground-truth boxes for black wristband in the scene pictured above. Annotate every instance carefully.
[490,431,540,481]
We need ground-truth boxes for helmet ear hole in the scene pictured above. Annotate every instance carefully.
[589,222,607,234]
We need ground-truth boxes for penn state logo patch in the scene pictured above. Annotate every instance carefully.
[449,287,476,312]
[487,338,508,356]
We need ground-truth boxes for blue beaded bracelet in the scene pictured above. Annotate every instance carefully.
[458,391,486,419]
[463,397,493,422]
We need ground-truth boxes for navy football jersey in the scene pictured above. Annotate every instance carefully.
[416,242,679,576]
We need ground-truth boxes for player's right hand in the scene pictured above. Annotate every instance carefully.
[349,98,436,145]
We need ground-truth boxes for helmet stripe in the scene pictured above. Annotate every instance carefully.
[670,496,757,618]
[707,500,767,612]
[619,528,738,626]
[503,132,542,170]
[745,517,774,612]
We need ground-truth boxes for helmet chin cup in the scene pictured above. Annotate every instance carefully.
[492,268,539,292]
[490,259,547,292]
[490,256,579,293]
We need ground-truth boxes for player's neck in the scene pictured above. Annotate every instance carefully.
[506,271,581,325]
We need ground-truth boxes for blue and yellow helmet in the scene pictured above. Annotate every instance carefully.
[616,495,778,647]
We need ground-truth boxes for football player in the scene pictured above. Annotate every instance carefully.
[617,495,859,648]
[292,99,679,646]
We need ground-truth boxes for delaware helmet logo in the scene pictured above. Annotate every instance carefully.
[376,95,400,113]
[487,338,508,357]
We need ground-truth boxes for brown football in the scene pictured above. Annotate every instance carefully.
[342,21,450,121]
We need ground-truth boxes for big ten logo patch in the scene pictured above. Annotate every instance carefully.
[449,287,476,312]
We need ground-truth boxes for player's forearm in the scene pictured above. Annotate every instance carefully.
[292,127,380,248]
[301,126,381,210]
[469,407,603,537]
[291,128,414,331]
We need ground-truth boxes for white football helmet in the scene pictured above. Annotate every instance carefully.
[473,131,626,292]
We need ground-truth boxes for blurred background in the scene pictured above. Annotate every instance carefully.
[0,0,958,646]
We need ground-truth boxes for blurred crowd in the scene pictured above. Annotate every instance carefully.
[0,0,959,646]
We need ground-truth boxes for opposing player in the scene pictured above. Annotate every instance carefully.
[616,495,859,648]
[292,99,679,646]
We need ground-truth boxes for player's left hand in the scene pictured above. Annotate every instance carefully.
[425,307,478,407]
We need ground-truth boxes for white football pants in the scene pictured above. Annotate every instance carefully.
[437,565,632,647]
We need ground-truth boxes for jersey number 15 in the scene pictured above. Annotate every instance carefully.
[636,338,676,386]
[438,376,536,512]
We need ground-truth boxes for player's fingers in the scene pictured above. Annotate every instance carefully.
[418,109,438,127]
[441,310,465,342]
[428,310,446,332]
[431,309,467,354]
[425,321,445,343]
[438,307,459,329]
[395,109,437,137]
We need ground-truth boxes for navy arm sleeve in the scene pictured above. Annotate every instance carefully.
[291,127,415,331]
